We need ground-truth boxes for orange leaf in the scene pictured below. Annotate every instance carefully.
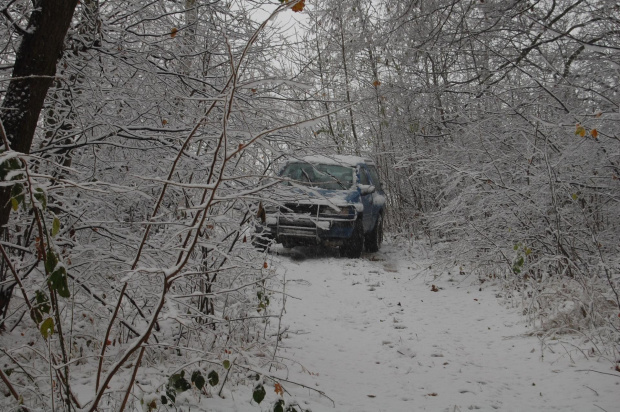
[257,202,266,224]
[263,262,268,269]
[575,125,586,137]
[162,119,168,126]
[238,143,244,151]
[372,80,381,87]
[590,129,598,138]
[274,382,284,396]
[291,0,305,12]
[171,27,178,38]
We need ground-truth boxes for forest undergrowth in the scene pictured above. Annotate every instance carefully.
[0,1,316,410]
[420,229,620,367]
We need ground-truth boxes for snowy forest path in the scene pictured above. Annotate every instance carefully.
[269,240,619,412]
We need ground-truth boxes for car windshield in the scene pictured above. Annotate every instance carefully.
[281,162,355,190]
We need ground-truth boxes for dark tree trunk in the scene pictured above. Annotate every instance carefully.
[0,0,79,231]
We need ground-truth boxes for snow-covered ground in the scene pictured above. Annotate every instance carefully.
[213,239,619,411]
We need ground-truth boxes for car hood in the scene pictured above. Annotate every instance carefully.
[272,185,363,212]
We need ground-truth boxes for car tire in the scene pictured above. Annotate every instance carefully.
[365,213,383,253]
[340,218,364,258]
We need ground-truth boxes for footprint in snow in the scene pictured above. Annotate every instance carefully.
[397,346,417,358]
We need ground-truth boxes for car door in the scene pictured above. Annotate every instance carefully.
[358,165,374,232]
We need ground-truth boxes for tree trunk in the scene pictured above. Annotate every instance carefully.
[0,0,79,231]
[337,15,360,155]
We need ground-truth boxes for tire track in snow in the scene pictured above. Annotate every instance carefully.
[269,242,619,412]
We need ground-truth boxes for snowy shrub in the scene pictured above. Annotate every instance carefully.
[346,0,620,354]
[0,1,313,410]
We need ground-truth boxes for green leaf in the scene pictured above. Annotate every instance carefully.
[165,386,176,403]
[0,158,22,181]
[40,317,54,340]
[169,372,191,393]
[253,384,266,404]
[274,399,285,412]
[10,183,23,198]
[50,266,71,298]
[168,373,180,387]
[176,377,191,392]
[207,370,219,386]
[223,360,231,370]
[45,250,58,273]
[35,290,51,314]
[52,217,60,237]
[34,188,46,209]
[10,184,25,210]
[191,370,205,390]
[30,308,43,324]
[571,193,578,200]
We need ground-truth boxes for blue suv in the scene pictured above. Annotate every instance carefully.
[255,155,385,258]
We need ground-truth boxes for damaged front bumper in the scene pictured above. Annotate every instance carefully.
[259,203,358,247]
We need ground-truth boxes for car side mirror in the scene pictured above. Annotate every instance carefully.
[359,184,375,195]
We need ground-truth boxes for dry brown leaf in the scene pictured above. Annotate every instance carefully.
[291,0,306,12]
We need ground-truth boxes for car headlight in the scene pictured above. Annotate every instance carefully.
[320,205,355,217]
[338,206,355,216]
